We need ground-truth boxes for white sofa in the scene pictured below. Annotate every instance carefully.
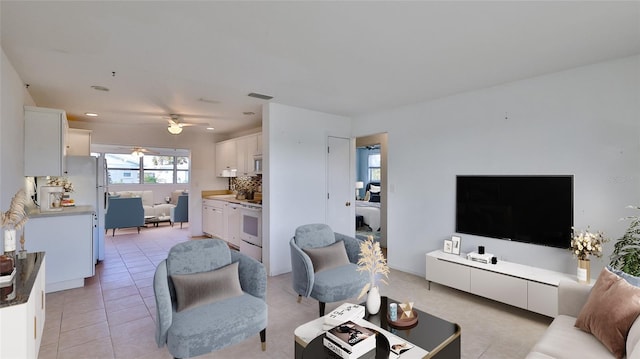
[527,278,640,359]
[112,190,175,218]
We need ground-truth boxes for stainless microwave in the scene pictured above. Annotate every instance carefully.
[253,155,262,174]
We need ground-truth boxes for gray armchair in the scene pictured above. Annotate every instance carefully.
[170,194,188,228]
[290,223,368,316]
[154,239,267,358]
[105,197,145,236]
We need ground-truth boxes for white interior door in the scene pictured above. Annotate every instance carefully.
[327,136,353,235]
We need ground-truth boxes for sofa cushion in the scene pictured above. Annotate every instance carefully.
[311,263,368,303]
[303,240,350,273]
[607,265,640,287]
[575,267,640,358]
[627,317,640,358]
[171,262,243,312]
[526,315,613,359]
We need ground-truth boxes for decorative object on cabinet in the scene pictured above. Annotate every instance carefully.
[610,205,640,276]
[46,176,74,193]
[443,240,452,253]
[451,235,461,255]
[571,227,608,284]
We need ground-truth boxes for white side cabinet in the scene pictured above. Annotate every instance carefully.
[25,210,94,293]
[425,250,575,317]
[66,128,92,156]
[0,254,46,359]
[24,106,69,176]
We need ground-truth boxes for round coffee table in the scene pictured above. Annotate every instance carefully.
[301,330,390,359]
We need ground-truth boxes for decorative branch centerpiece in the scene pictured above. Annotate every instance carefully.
[356,235,389,314]
[571,227,608,284]
[1,189,29,271]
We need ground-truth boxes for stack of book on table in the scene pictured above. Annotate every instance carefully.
[323,320,376,359]
[323,303,366,330]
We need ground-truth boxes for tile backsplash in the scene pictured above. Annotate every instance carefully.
[231,176,262,192]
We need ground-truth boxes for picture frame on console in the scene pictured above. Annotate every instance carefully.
[451,236,461,255]
[443,240,453,253]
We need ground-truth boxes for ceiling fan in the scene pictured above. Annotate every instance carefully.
[166,114,211,135]
[129,146,154,157]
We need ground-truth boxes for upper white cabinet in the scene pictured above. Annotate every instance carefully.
[236,134,259,176]
[66,128,92,156]
[215,139,237,177]
[24,106,68,176]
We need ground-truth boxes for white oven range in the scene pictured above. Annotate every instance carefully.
[239,203,262,262]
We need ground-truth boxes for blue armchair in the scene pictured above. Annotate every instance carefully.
[290,223,368,316]
[154,239,267,358]
[105,197,145,236]
[170,194,188,228]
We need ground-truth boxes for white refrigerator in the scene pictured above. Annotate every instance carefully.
[65,155,107,262]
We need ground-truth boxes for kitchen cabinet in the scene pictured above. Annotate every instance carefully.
[0,254,46,359]
[202,199,225,239]
[256,133,262,155]
[224,202,241,248]
[236,134,260,176]
[25,209,95,293]
[24,106,69,176]
[215,139,237,177]
[66,128,92,156]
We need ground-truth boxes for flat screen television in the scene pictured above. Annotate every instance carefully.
[456,175,573,248]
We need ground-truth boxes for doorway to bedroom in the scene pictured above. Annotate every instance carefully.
[355,133,387,251]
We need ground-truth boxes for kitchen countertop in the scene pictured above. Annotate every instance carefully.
[26,205,95,218]
[0,252,45,308]
[203,194,262,208]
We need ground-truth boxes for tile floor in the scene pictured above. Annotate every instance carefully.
[37,224,552,359]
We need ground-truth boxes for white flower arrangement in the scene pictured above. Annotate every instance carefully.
[1,189,29,231]
[47,176,74,193]
[571,227,608,260]
[356,235,390,300]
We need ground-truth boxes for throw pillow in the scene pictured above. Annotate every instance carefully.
[369,193,380,203]
[575,267,640,359]
[369,184,381,193]
[607,265,640,287]
[171,261,243,312]
[303,240,350,273]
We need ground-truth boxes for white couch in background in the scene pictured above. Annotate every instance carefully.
[112,190,175,218]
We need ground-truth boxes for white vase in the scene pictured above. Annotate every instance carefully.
[4,229,16,253]
[366,285,381,315]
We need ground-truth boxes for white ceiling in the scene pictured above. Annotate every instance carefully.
[2,1,639,135]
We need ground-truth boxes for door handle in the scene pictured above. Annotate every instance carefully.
[345,201,351,207]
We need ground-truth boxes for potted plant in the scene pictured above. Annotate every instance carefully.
[610,205,640,276]
[356,235,389,314]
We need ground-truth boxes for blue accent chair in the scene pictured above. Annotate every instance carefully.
[170,194,189,228]
[290,223,368,316]
[104,197,145,236]
[154,239,267,359]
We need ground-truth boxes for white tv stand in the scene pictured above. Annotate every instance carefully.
[425,250,578,317]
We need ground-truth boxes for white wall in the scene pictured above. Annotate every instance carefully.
[1,49,35,247]
[353,55,640,277]
[71,121,228,237]
[264,103,351,276]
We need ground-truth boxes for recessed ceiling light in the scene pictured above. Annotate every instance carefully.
[206,127,215,131]
[248,92,273,100]
[85,112,98,117]
[243,112,255,116]
[91,85,109,92]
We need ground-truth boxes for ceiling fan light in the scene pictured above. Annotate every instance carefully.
[168,124,183,135]
[132,150,144,157]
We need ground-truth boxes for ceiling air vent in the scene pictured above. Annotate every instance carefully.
[248,92,273,100]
